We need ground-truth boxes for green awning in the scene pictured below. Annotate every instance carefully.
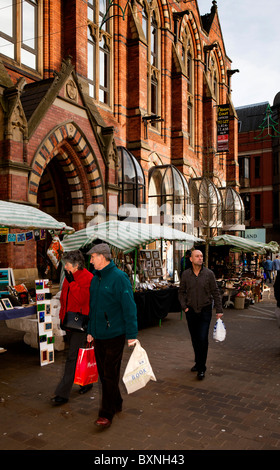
[62,220,202,253]
[0,200,74,232]
[210,234,279,254]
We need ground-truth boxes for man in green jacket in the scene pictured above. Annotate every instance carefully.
[87,243,138,429]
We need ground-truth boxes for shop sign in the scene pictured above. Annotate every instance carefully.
[243,228,266,243]
[217,104,229,152]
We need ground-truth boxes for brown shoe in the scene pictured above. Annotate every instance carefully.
[94,417,111,428]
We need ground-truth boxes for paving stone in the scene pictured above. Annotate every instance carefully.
[1,298,280,451]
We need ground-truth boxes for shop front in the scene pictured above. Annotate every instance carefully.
[0,200,74,354]
[208,234,279,309]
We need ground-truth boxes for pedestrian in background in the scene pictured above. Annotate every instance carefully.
[178,249,223,380]
[180,250,192,277]
[87,243,138,429]
[264,256,273,283]
[51,250,93,405]
[273,255,280,274]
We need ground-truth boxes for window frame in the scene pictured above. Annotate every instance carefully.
[181,31,194,148]
[141,1,161,130]
[87,0,113,107]
[0,0,42,75]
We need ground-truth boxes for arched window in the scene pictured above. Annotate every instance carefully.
[99,36,110,104]
[182,32,194,147]
[118,147,146,209]
[142,4,148,41]
[141,2,161,128]
[148,165,192,232]
[87,0,112,105]
[219,187,245,230]
[189,177,223,237]
[209,53,219,103]
[0,0,41,72]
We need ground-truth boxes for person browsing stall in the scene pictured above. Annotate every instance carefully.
[87,243,138,429]
[178,249,223,380]
[51,250,93,405]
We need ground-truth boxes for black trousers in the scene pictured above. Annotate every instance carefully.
[55,330,87,399]
[94,335,126,421]
[185,306,212,373]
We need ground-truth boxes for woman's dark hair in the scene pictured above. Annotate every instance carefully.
[62,250,85,270]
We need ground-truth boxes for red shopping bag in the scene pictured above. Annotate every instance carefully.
[74,344,98,386]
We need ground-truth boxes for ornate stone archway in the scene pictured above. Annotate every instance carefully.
[28,122,105,227]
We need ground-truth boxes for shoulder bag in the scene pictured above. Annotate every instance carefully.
[62,285,89,332]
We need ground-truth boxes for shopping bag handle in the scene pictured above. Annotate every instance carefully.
[85,341,94,348]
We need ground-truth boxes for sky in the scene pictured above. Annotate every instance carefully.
[197,0,280,108]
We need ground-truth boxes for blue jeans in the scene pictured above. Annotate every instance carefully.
[185,306,212,373]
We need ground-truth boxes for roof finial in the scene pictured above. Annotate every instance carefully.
[211,0,217,13]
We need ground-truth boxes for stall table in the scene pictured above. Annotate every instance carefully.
[0,305,37,321]
[0,304,37,352]
[134,287,181,329]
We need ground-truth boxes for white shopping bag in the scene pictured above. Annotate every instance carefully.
[213,318,226,342]
[123,339,156,394]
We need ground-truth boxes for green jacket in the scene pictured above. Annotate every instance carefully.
[88,260,138,340]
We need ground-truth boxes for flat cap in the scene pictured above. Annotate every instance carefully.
[87,243,111,258]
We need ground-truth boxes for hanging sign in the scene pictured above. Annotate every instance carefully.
[217,104,229,152]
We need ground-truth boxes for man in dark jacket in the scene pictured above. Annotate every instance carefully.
[178,249,223,380]
[87,243,138,429]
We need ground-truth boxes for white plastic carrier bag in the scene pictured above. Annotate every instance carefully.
[213,318,226,342]
[123,339,156,394]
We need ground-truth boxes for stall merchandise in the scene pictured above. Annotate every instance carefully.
[0,200,74,352]
[35,279,54,366]
[0,268,15,298]
[218,276,264,310]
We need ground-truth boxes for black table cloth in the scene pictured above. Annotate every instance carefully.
[134,287,181,329]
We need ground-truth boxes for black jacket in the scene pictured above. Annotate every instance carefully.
[178,266,223,314]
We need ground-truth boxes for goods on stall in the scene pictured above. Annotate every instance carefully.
[113,247,178,292]
[218,276,265,309]
[9,284,30,305]
[47,236,64,268]
[36,279,54,366]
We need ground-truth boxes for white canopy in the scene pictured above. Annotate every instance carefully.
[0,200,74,232]
[210,234,279,254]
[62,220,202,253]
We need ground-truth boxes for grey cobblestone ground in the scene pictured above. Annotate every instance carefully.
[0,294,279,452]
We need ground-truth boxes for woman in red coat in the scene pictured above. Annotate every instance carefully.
[51,250,93,405]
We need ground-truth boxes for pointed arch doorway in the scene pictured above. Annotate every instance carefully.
[28,122,105,279]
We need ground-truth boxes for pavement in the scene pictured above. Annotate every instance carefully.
[0,289,280,453]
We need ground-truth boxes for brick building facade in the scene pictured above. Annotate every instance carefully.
[237,97,280,244]
[0,0,241,281]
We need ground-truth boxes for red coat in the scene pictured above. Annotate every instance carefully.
[59,268,93,323]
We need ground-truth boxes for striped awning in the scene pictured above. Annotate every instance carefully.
[62,220,202,253]
[210,234,279,254]
[0,200,74,232]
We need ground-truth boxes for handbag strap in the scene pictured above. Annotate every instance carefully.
[65,282,82,314]
[66,285,70,311]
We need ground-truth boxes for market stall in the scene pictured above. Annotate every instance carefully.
[0,200,74,354]
[62,220,202,326]
[210,234,279,308]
